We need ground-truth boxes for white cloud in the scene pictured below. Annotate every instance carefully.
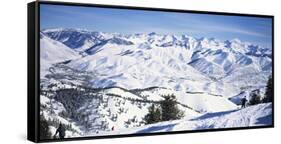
[206,25,267,37]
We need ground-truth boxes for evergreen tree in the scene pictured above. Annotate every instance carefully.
[40,115,52,140]
[154,108,161,122]
[160,95,184,121]
[263,76,273,103]
[144,104,161,124]
[249,91,261,105]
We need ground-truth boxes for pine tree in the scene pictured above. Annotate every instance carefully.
[249,92,261,105]
[154,108,161,122]
[263,76,273,103]
[40,115,52,140]
[144,104,161,124]
[160,95,184,121]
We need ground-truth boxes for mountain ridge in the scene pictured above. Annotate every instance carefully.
[41,28,272,97]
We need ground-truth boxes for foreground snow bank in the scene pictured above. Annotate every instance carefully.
[103,103,272,135]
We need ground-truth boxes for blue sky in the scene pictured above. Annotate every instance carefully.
[40,4,272,48]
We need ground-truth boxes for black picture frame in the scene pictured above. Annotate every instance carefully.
[28,1,274,143]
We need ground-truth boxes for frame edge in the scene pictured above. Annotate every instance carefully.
[28,1,39,143]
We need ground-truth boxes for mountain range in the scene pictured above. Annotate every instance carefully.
[41,28,272,97]
[39,28,272,138]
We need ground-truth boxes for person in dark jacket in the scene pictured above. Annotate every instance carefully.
[54,123,66,139]
[241,96,247,108]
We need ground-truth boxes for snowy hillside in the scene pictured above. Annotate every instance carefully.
[39,28,272,138]
[40,32,81,77]
[105,103,272,135]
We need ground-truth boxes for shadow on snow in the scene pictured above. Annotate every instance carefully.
[136,124,177,133]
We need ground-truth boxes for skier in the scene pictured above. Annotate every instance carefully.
[111,126,115,131]
[241,96,247,109]
[54,123,66,139]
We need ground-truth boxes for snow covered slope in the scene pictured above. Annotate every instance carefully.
[40,83,202,136]
[40,32,81,77]
[132,87,238,113]
[106,103,272,135]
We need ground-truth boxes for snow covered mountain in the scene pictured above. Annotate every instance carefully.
[40,28,272,138]
[42,28,272,97]
[42,28,112,52]
[40,32,81,77]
